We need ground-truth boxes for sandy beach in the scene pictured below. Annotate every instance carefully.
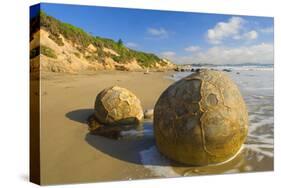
[40,71,173,184]
[39,70,273,185]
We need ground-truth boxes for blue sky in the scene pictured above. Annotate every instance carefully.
[38,3,274,64]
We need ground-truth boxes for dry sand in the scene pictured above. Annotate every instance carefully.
[40,71,173,185]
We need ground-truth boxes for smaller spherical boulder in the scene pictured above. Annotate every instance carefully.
[93,86,144,126]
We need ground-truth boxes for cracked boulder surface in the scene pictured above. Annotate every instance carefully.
[88,86,144,136]
[154,69,248,166]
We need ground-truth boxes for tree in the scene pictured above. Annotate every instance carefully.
[117,38,123,46]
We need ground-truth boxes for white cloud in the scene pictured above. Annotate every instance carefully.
[206,17,262,44]
[178,43,273,64]
[244,30,258,40]
[147,27,168,38]
[184,46,201,52]
[234,30,258,40]
[160,51,176,58]
[125,42,138,48]
[207,17,244,44]
[260,27,273,33]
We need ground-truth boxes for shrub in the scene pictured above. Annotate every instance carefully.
[48,34,64,46]
[40,45,57,59]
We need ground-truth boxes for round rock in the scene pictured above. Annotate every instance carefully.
[154,70,248,166]
[93,86,144,126]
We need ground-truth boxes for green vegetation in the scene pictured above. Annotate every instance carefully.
[40,45,57,59]
[117,39,123,46]
[30,45,57,59]
[48,34,64,46]
[30,11,171,68]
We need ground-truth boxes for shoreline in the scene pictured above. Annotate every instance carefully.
[39,70,273,185]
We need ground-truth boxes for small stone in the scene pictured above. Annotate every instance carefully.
[243,165,253,172]
[223,68,232,72]
[144,109,154,119]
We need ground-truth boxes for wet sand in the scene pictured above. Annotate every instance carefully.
[39,70,273,185]
[40,71,173,185]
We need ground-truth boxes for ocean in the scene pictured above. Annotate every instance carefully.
[121,64,274,177]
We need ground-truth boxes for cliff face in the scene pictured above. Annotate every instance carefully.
[30,12,176,73]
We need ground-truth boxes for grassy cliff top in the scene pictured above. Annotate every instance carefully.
[30,11,171,68]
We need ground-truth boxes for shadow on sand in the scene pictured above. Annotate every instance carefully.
[65,108,94,124]
[65,108,182,166]
[85,133,158,165]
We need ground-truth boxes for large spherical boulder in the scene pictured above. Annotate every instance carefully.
[154,70,248,166]
[93,86,144,126]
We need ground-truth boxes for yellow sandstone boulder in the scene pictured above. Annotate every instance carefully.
[88,86,144,137]
[154,70,248,165]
